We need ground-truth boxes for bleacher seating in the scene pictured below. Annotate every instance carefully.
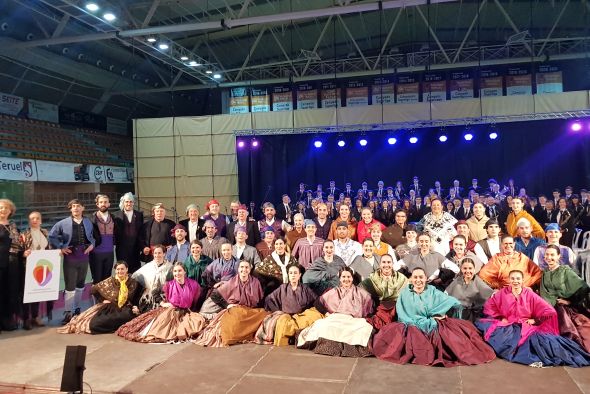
[0,114,133,167]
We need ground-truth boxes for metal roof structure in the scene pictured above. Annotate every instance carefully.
[1,0,589,119]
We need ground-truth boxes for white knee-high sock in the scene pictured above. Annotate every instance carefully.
[64,291,75,312]
[74,288,84,310]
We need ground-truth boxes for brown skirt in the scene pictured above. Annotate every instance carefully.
[219,306,269,346]
[57,303,104,334]
[373,318,496,367]
[556,304,590,352]
[140,307,207,343]
[116,308,162,342]
[194,310,226,347]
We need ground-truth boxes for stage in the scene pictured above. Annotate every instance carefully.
[0,326,589,394]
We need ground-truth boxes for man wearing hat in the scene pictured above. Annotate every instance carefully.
[226,204,260,247]
[533,223,576,269]
[256,225,276,260]
[452,220,477,252]
[513,218,546,260]
[200,219,229,260]
[232,225,261,267]
[474,218,501,263]
[202,199,228,238]
[165,224,190,262]
[292,220,325,269]
[179,204,205,243]
[139,203,176,263]
[332,221,362,266]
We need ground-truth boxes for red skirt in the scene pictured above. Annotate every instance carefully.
[372,318,496,367]
[366,304,396,331]
[556,305,590,352]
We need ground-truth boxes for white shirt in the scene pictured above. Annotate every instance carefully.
[333,238,362,266]
[188,220,200,242]
[234,243,246,259]
[474,238,500,263]
[124,210,133,222]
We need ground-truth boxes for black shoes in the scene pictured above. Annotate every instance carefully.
[74,308,81,316]
[61,311,73,325]
[23,319,33,331]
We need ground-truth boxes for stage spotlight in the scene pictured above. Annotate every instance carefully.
[438,135,448,142]
[237,140,245,149]
[85,3,99,12]
[313,140,323,148]
[489,132,498,140]
[409,136,418,144]
[337,140,346,147]
[359,139,368,146]
[387,137,397,145]
[464,133,474,141]
[103,12,116,21]
[251,139,259,148]
[571,121,582,132]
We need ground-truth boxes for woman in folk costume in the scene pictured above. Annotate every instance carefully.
[297,267,374,357]
[195,260,267,347]
[302,240,346,296]
[445,258,494,322]
[373,267,495,367]
[417,198,457,256]
[540,245,590,353]
[59,261,140,334]
[360,254,408,330]
[476,269,590,367]
[254,237,297,296]
[255,263,320,346]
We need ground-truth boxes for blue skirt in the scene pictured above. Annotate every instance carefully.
[475,320,590,367]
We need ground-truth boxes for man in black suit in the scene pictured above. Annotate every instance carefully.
[505,178,518,197]
[410,196,429,222]
[469,178,483,195]
[226,204,260,247]
[485,195,500,220]
[139,203,175,263]
[458,198,473,220]
[294,183,306,203]
[114,193,144,273]
[375,180,385,201]
[552,198,575,246]
[178,203,205,243]
[449,179,463,198]
[343,183,354,198]
[433,180,445,199]
[409,176,422,197]
[275,194,293,224]
[451,198,463,219]
[531,195,547,225]
[394,181,406,201]
[327,180,339,198]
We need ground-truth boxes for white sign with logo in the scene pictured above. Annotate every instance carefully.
[0,156,37,181]
[28,99,59,123]
[23,250,62,303]
[0,92,24,116]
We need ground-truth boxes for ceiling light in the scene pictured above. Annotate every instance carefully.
[180,56,189,61]
[158,43,169,50]
[85,3,99,12]
[213,73,222,79]
[103,12,116,21]
[205,70,213,74]
[188,61,201,67]
[147,37,157,43]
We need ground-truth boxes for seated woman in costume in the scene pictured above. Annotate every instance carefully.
[349,238,380,282]
[117,262,206,343]
[183,240,213,287]
[373,267,495,367]
[195,260,268,347]
[540,245,590,352]
[256,263,321,346]
[297,267,374,357]
[130,245,172,312]
[476,269,590,367]
[59,261,140,334]
[440,235,485,289]
[302,240,346,295]
[361,254,408,330]
[254,237,298,296]
[445,258,494,322]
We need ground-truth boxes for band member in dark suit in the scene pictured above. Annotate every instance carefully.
[409,176,422,197]
[449,179,464,198]
[294,183,306,203]
[343,183,354,198]
[551,198,576,246]
[326,180,339,198]
[433,180,445,199]
[394,181,406,201]
[275,194,293,224]
[469,178,483,195]
[114,192,144,273]
[178,204,205,243]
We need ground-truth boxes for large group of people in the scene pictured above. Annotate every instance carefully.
[0,176,589,369]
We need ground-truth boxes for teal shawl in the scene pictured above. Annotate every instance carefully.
[396,284,462,333]
[183,254,213,287]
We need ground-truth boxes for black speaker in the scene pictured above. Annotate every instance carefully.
[60,345,87,393]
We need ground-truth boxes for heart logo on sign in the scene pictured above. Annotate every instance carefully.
[32,259,53,287]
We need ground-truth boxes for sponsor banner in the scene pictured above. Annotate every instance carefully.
[450,71,474,100]
[422,73,447,102]
[59,106,107,130]
[396,75,419,104]
[371,76,395,105]
[296,83,318,110]
[106,117,128,135]
[536,65,563,94]
[320,82,341,108]
[251,87,270,112]
[23,250,62,303]
[229,87,249,114]
[506,67,532,96]
[345,81,369,107]
[27,99,59,123]
[0,156,36,181]
[0,92,25,116]
[35,160,132,183]
[271,86,293,112]
[480,69,503,97]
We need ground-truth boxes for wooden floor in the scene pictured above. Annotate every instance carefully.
[0,325,589,394]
